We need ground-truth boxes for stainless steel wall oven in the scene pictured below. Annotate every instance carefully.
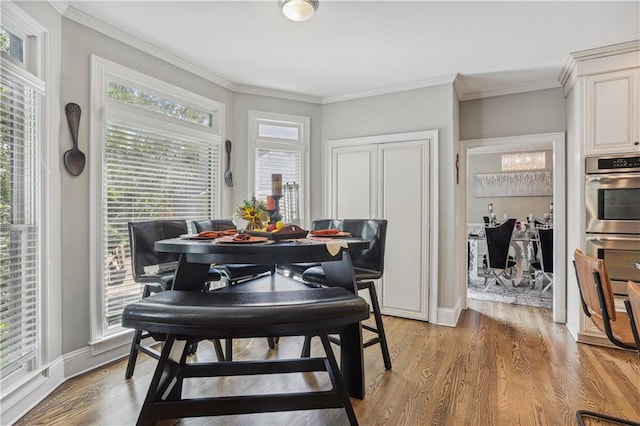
[585,154,640,295]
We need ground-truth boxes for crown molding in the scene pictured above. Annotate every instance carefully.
[559,39,640,87]
[321,74,458,104]
[63,5,235,91]
[452,73,465,101]
[47,0,68,16]
[459,79,562,101]
[233,84,322,104]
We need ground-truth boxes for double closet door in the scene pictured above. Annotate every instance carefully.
[327,136,430,321]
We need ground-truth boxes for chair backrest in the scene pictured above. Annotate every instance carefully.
[193,219,235,233]
[339,219,388,277]
[626,280,640,351]
[573,248,617,321]
[537,227,553,273]
[128,220,188,281]
[484,218,516,269]
[311,219,342,231]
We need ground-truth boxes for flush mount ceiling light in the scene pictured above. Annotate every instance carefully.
[279,0,319,22]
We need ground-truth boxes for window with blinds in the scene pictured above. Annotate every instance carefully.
[102,123,219,328]
[249,112,309,226]
[0,27,42,381]
[92,57,223,339]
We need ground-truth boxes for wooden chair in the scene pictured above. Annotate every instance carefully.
[624,280,640,355]
[572,249,636,350]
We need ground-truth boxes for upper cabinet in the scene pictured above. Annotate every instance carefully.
[560,41,640,156]
[585,68,640,154]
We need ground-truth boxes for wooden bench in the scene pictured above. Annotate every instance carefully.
[122,286,369,425]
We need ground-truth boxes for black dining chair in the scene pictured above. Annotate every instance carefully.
[278,219,342,279]
[300,219,392,370]
[125,219,224,379]
[193,219,275,284]
[483,218,517,291]
[530,227,553,295]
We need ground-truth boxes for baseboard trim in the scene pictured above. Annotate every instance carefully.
[435,298,463,327]
[2,338,133,425]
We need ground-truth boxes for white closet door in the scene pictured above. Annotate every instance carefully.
[330,145,376,218]
[378,141,429,320]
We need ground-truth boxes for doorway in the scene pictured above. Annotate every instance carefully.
[460,133,566,322]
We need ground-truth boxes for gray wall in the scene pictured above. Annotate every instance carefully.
[459,88,566,140]
[467,150,554,224]
[59,17,325,353]
[322,85,459,309]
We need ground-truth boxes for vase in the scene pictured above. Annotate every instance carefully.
[244,220,263,231]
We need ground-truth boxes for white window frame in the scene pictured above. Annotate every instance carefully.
[0,0,52,400]
[89,56,225,346]
[247,110,310,227]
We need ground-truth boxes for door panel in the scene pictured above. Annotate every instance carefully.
[331,146,375,218]
[379,142,429,319]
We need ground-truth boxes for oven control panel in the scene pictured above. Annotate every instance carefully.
[586,154,640,173]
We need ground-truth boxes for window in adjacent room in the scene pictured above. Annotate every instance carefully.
[248,111,310,226]
[90,56,224,342]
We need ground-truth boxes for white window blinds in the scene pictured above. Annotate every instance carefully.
[0,66,41,379]
[91,58,224,341]
[250,111,309,226]
[101,122,219,329]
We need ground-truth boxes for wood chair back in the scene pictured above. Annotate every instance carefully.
[573,249,636,350]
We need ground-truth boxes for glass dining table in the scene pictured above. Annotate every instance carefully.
[154,235,371,399]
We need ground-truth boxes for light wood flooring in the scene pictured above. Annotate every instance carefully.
[16,299,640,425]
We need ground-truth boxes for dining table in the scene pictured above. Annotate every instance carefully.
[468,224,546,286]
[154,235,371,399]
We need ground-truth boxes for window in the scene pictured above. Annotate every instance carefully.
[91,57,224,342]
[0,16,45,385]
[248,111,310,226]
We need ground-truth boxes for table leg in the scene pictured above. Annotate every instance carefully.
[321,250,365,399]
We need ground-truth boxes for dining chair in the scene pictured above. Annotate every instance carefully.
[278,219,342,279]
[125,219,224,379]
[530,227,553,295]
[624,280,640,355]
[193,219,274,284]
[483,218,517,291]
[300,219,392,370]
[572,249,636,350]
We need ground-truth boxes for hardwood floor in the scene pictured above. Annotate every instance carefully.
[16,299,640,425]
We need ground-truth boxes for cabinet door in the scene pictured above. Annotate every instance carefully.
[330,145,376,218]
[378,141,429,321]
[585,69,640,154]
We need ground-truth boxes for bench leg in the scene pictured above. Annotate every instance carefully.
[137,335,188,426]
[319,334,359,426]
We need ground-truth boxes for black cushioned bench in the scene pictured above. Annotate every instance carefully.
[122,286,369,425]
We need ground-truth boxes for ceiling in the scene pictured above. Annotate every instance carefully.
[63,1,640,103]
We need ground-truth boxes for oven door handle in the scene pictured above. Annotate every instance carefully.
[586,235,640,243]
[586,173,640,182]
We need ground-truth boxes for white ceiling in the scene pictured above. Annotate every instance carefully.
[63,1,640,103]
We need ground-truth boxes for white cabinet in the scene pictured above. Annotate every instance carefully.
[328,137,431,321]
[585,68,640,154]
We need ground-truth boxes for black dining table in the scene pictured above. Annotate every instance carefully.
[154,236,371,399]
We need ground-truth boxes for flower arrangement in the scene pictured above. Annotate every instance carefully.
[234,196,270,231]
